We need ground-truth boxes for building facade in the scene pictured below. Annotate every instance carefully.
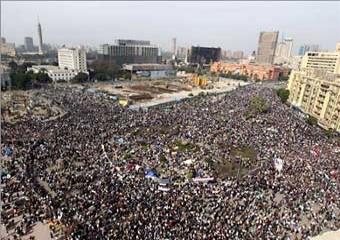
[275,37,293,64]
[1,37,6,43]
[0,43,16,56]
[98,39,161,65]
[24,37,34,52]
[58,48,87,72]
[28,65,79,82]
[298,44,320,56]
[123,64,175,80]
[186,46,221,65]
[288,43,340,131]
[256,31,279,65]
[300,51,340,74]
[211,62,290,81]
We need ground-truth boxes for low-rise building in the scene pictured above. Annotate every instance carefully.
[28,65,79,82]
[123,64,175,79]
[211,62,290,81]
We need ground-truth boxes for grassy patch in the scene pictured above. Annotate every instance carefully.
[140,141,148,151]
[175,140,199,152]
[230,145,257,161]
[159,154,168,164]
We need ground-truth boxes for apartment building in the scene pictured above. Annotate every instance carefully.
[58,48,87,72]
[288,43,340,131]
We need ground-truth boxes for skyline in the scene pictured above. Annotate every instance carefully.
[1,1,340,55]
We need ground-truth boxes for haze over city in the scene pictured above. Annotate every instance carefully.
[2,1,340,54]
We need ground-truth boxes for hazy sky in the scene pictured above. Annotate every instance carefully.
[1,1,340,55]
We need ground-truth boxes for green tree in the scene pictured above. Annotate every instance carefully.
[71,72,89,83]
[35,72,52,83]
[324,129,335,138]
[95,73,110,81]
[276,88,290,103]
[10,72,31,90]
[250,95,269,113]
[8,60,18,71]
[306,115,318,126]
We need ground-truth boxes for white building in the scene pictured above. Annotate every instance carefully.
[28,65,79,82]
[58,48,87,72]
[274,37,293,64]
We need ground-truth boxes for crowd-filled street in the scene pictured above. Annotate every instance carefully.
[1,84,339,240]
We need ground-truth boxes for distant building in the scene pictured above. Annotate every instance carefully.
[0,43,16,56]
[186,46,221,65]
[172,38,177,59]
[98,39,161,65]
[176,47,187,59]
[38,20,44,55]
[298,44,320,56]
[211,61,290,81]
[256,31,279,65]
[58,48,87,72]
[232,51,245,59]
[24,37,34,52]
[28,65,79,82]
[123,64,175,80]
[1,37,6,43]
[275,37,293,64]
[0,65,11,88]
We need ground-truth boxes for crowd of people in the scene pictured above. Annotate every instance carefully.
[1,83,339,240]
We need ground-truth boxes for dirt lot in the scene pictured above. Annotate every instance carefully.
[89,78,249,107]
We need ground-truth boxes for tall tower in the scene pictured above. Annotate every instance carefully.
[172,38,177,59]
[38,17,43,55]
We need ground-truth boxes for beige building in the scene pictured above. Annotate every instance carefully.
[58,48,87,72]
[288,43,340,132]
[256,31,279,65]
[0,43,16,56]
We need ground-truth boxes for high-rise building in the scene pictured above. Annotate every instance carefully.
[256,31,279,65]
[24,37,34,52]
[288,43,340,131]
[300,51,340,74]
[298,44,320,56]
[1,37,6,43]
[275,37,293,64]
[172,38,177,59]
[58,48,87,72]
[38,20,43,55]
[98,39,161,65]
[176,47,187,59]
[186,46,221,65]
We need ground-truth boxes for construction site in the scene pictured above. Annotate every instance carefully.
[88,74,249,108]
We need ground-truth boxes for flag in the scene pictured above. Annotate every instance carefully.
[273,157,283,173]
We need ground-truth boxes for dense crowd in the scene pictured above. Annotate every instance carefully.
[1,84,339,240]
